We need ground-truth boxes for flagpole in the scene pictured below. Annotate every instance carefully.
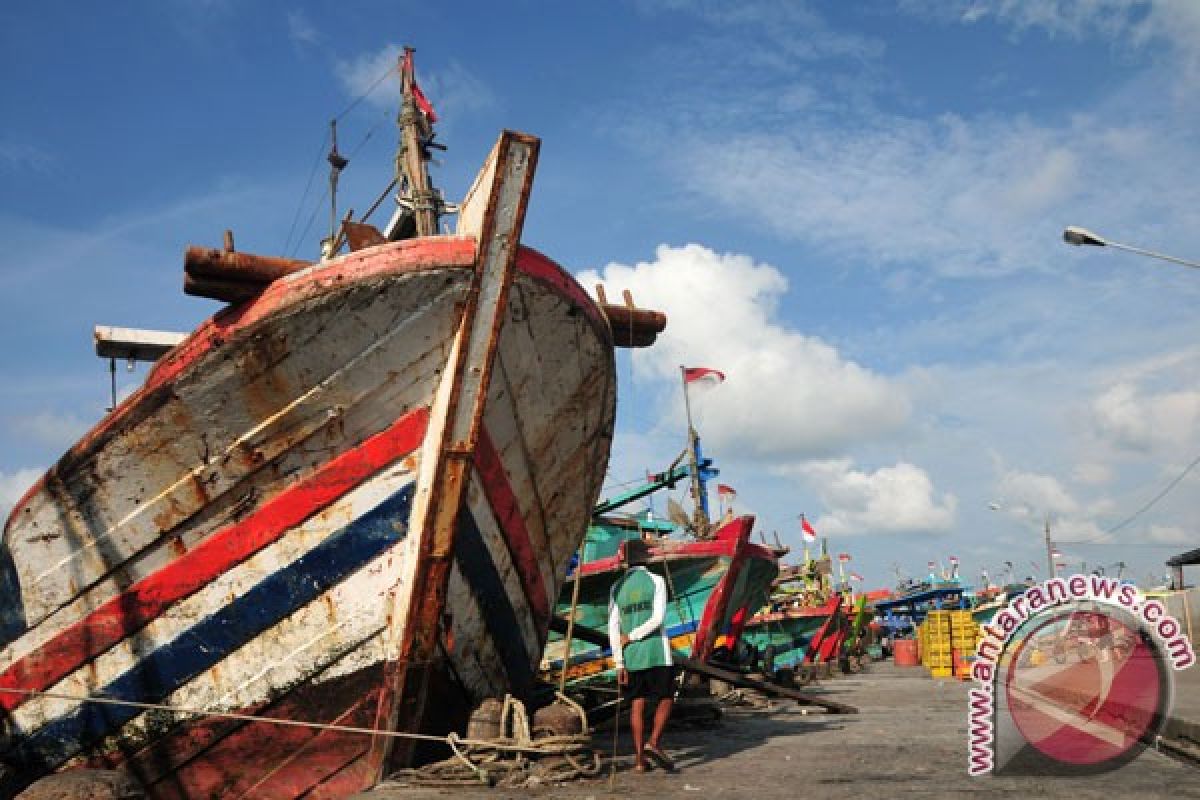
[680,366,709,534]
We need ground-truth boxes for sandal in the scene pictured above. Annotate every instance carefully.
[644,744,675,772]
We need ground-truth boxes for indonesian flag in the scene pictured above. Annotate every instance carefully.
[402,50,439,123]
[849,571,864,582]
[837,553,851,563]
[800,515,817,543]
[1051,547,1063,559]
[927,561,936,571]
[949,555,959,566]
[683,367,725,385]
[717,484,736,500]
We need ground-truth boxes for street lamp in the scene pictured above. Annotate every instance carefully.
[988,503,1057,579]
[1062,226,1200,270]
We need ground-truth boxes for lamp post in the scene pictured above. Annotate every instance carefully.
[989,503,1056,579]
[1062,226,1200,270]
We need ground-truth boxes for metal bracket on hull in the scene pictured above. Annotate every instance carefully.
[375,130,540,773]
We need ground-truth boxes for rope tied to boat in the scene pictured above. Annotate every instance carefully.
[382,692,601,789]
[0,685,593,763]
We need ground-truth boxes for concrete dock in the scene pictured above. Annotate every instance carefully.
[362,661,1200,799]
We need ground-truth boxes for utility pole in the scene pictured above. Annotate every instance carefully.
[1044,517,1055,579]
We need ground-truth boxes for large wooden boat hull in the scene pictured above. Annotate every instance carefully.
[542,517,778,684]
[0,219,617,796]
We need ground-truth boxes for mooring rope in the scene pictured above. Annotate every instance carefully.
[0,686,555,755]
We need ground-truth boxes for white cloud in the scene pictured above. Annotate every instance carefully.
[994,468,1080,517]
[1091,381,1200,454]
[0,468,41,521]
[905,0,1200,90]
[644,108,1200,280]
[1140,524,1191,545]
[785,458,958,536]
[0,140,53,174]
[578,244,910,460]
[7,412,91,449]
[334,47,495,119]
[286,10,319,47]
[334,44,403,108]
[1072,461,1113,486]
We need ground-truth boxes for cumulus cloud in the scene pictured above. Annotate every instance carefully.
[0,468,41,521]
[578,244,910,460]
[1091,381,1200,454]
[994,468,1080,517]
[783,459,958,536]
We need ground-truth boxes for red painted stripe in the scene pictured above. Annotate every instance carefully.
[0,407,429,714]
[472,428,551,634]
[692,517,756,659]
[515,246,610,340]
[579,538,740,578]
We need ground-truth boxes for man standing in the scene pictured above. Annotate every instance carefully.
[608,538,676,773]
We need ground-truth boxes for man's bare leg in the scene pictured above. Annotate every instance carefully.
[648,697,674,750]
[630,697,647,770]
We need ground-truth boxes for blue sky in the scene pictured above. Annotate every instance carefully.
[3,1,1199,589]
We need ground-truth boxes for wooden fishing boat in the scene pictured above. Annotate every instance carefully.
[0,52,663,799]
[741,595,843,675]
[543,515,779,684]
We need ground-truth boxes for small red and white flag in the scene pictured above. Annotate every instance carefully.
[1051,547,1063,559]
[837,553,851,563]
[800,515,817,543]
[949,555,959,566]
[683,367,726,385]
[849,571,864,582]
[927,561,936,571]
[402,50,438,123]
[717,483,736,500]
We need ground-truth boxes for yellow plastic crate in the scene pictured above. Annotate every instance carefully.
[930,666,954,678]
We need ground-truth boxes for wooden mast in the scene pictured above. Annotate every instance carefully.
[398,47,438,237]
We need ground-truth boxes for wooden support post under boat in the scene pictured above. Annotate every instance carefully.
[374,130,541,773]
[547,616,858,715]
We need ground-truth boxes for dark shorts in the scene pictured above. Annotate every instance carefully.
[626,665,677,701]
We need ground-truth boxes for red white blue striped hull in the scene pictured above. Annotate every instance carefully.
[0,168,617,796]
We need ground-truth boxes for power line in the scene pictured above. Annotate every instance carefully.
[1103,450,1200,535]
[1059,449,1200,546]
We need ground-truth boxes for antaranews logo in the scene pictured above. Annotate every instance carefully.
[967,575,1195,776]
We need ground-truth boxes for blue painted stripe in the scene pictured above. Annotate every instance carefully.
[3,483,415,774]
[0,543,26,647]
[453,511,534,690]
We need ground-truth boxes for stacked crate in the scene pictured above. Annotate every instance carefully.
[950,610,978,679]
[922,611,953,677]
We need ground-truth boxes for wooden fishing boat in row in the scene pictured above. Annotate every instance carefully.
[0,51,664,799]
[738,550,860,679]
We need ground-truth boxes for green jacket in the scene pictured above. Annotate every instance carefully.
[608,566,672,671]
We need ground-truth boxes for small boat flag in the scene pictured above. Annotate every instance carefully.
[800,514,817,543]
[717,483,737,500]
[837,552,851,563]
[402,50,439,123]
[683,367,725,385]
[849,571,864,582]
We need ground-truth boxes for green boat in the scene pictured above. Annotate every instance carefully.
[543,513,781,684]
[543,403,781,685]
